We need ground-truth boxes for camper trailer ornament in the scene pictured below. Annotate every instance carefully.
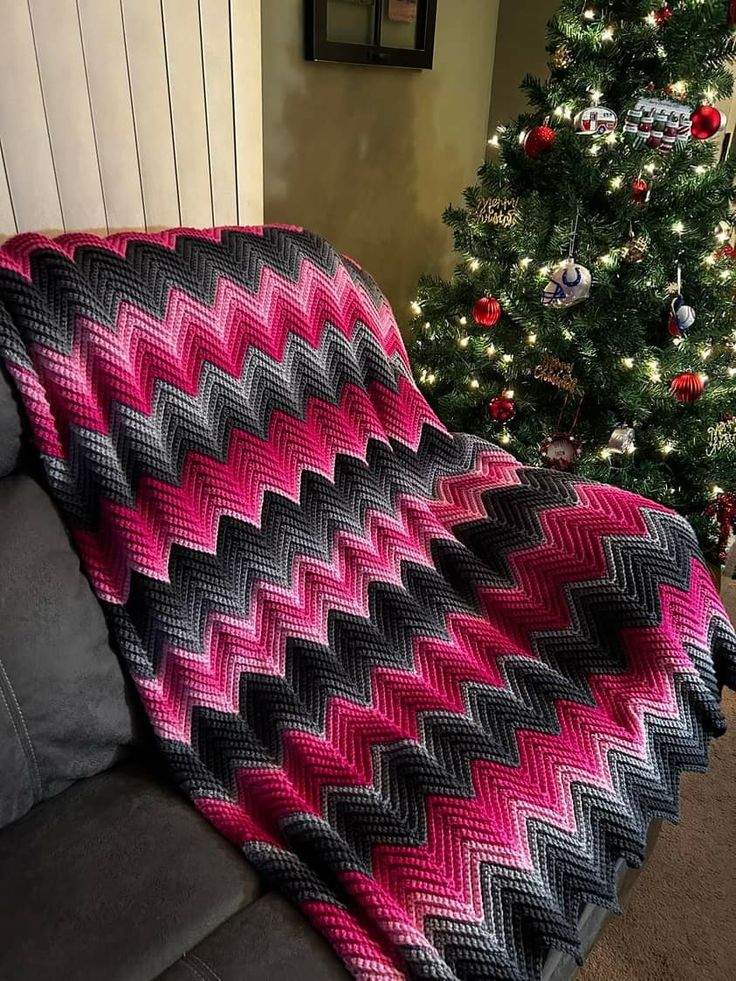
[574,106,618,135]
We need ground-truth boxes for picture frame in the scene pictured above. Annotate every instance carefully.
[305,0,437,70]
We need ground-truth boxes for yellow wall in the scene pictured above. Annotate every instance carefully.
[488,0,557,134]
[261,0,500,322]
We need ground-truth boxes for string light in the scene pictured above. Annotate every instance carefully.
[610,176,623,189]
[622,357,635,369]
[468,377,480,389]
[590,88,603,104]
[713,485,725,496]
[488,134,500,148]
[672,220,685,235]
[644,163,657,174]
[458,336,469,348]
[694,165,708,175]
[486,343,496,356]
[410,300,422,316]
[459,316,468,325]
[645,11,657,26]
[468,258,481,271]
[599,448,612,460]
[661,442,675,455]
[704,253,717,266]
[701,346,712,360]
[526,332,538,345]
[720,269,731,280]
[601,26,614,41]
[589,144,601,156]
[647,359,662,381]
[539,265,551,276]
[499,431,511,445]
[562,328,575,340]
[519,256,532,268]
[502,353,514,363]
[728,367,736,377]
[583,7,596,19]
[599,253,615,266]
[504,389,515,399]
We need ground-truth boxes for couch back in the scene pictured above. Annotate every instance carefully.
[0,369,141,829]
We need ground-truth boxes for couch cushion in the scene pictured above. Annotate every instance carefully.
[0,474,141,828]
[0,762,262,981]
[156,893,350,981]
[0,368,21,477]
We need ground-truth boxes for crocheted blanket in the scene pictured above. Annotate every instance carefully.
[1,227,734,981]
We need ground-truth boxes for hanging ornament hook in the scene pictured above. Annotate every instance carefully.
[568,207,581,259]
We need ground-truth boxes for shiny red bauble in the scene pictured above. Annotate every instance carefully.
[691,105,727,140]
[488,395,517,423]
[630,178,649,205]
[670,371,705,403]
[524,125,556,160]
[472,296,502,327]
[654,6,673,25]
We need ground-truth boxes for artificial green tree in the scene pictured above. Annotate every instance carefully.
[410,0,736,560]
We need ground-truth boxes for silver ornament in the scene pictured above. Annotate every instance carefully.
[542,258,592,308]
[608,426,636,454]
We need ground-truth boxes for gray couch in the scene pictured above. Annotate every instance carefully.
[0,369,350,981]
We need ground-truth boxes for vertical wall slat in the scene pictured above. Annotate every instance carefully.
[231,0,264,224]
[0,0,63,232]
[162,0,213,227]
[28,0,107,232]
[77,0,145,232]
[0,144,17,238]
[121,0,179,229]
[200,0,237,225]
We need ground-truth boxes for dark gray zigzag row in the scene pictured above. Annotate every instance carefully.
[229,678,715,981]
[43,318,413,525]
[0,228,384,365]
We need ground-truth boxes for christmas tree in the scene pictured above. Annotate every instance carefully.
[410,0,736,562]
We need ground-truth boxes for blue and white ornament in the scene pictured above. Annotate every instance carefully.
[542,258,592,308]
[668,295,696,336]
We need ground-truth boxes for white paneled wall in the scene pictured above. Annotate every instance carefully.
[0,0,263,238]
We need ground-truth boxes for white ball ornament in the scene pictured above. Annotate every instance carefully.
[542,258,592,308]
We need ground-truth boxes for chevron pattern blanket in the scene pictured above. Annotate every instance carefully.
[0,226,734,981]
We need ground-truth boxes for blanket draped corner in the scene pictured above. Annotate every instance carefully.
[1,226,734,981]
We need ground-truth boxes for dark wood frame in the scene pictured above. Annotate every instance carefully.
[305,0,437,70]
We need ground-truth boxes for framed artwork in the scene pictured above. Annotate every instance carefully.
[305,0,437,70]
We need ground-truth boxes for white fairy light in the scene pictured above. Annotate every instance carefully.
[526,332,538,346]
[458,336,470,348]
[539,265,551,276]
[519,256,532,268]
[647,359,662,382]
[720,269,731,280]
[622,357,635,369]
[610,176,623,189]
[589,144,601,156]
[601,26,614,41]
[728,366,736,377]
[502,353,513,363]
[459,316,468,325]
[562,328,575,340]
[713,485,725,496]
[661,442,675,455]
[590,88,603,104]
[488,135,500,148]
[644,163,657,174]
[468,258,481,271]
[704,253,717,266]
[599,448,612,460]
[583,7,596,19]
[672,220,685,235]
[486,344,496,356]
[504,389,515,399]
[645,11,657,26]
[499,431,511,445]
[468,377,480,389]
[410,300,422,316]
[701,346,712,360]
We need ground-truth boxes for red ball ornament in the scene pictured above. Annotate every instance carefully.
[654,6,673,25]
[524,125,556,160]
[691,105,727,140]
[630,178,650,205]
[488,394,517,423]
[670,371,705,403]
[472,296,502,327]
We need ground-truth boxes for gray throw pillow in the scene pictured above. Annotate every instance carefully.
[0,474,141,828]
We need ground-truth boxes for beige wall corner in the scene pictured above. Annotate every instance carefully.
[261,0,500,326]
[488,0,558,135]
